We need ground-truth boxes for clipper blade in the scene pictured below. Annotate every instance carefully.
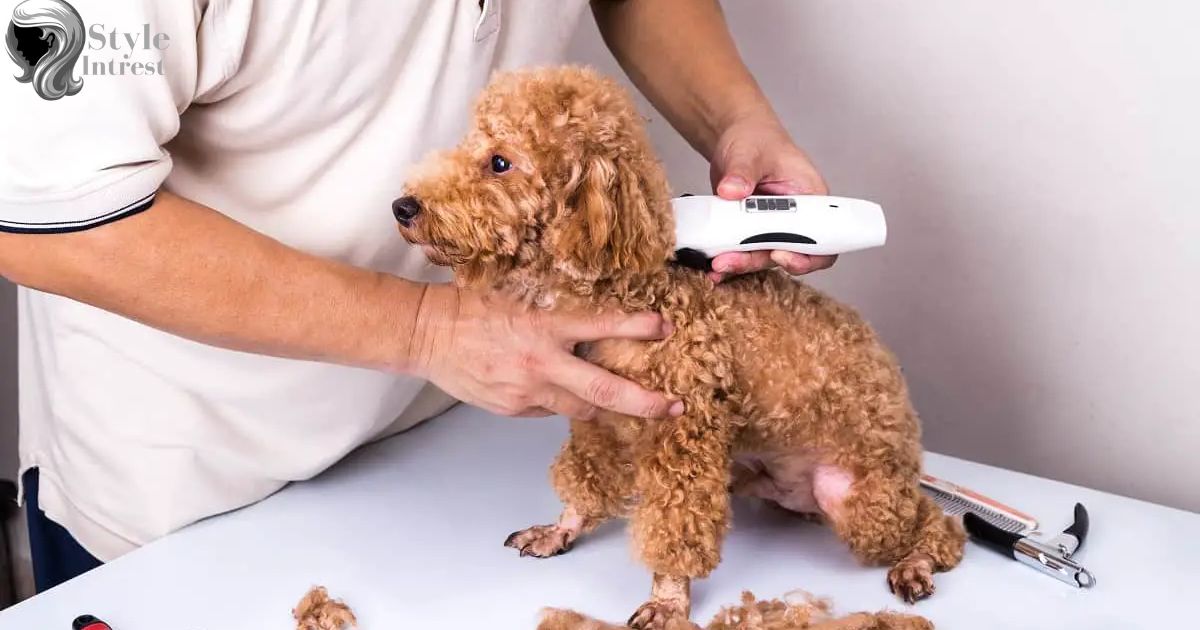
[920,474,1039,534]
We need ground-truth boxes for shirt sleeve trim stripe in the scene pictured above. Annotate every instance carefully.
[0,193,157,234]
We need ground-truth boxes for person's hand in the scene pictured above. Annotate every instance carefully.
[707,115,838,283]
[408,284,685,420]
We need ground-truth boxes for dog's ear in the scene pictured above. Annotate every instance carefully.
[548,151,674,281]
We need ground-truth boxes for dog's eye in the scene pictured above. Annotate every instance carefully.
[489,154,512,174]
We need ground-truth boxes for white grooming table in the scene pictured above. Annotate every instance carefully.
[0,404,1195,629]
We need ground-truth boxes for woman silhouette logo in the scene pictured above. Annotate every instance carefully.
[5,0,84,100]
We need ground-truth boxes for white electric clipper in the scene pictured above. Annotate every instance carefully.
[670,194,887,270]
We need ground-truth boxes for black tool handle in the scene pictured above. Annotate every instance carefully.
[1063,502,1089,550]
[963,512,1023,558]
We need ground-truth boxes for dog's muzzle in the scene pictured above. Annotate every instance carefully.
[392,196,422,227]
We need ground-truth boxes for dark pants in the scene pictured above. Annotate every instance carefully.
[22,468,103,592]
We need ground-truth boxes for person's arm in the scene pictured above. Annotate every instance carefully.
[0,191,681,420]
[592,0,836,280]
[0,191,417,370]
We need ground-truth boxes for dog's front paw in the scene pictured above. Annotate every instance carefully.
[888,553,937,604]
[503,524,574,558]
[626,599,687,630]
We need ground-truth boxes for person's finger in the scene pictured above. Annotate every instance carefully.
[713,251,774,275]
[552,357,684,419]
[715,145,762,200]
[770,251,816,275]
[808,254,838,271]
[558,310,672,343]
[536,386,599,420]
[770,251,837,275]
[711,252,744,274]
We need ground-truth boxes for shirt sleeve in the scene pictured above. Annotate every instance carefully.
[0,0,202,233]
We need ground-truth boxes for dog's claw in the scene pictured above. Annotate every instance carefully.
[892,578,934,604]
[627,599,685,629]
[888,554,937,604]
[503,524,575,559]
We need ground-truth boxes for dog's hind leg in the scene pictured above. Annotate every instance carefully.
[815,466,965,604]
[882,489,966,603]
[505,418,635,558]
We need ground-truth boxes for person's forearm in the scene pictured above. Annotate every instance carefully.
[0,191,429,373]
[592,0,779,159]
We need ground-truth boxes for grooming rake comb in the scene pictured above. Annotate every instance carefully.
[920,474,1038,534]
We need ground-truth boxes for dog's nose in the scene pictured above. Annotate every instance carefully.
[392,196,422,226]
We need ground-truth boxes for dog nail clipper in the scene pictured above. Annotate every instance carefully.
[965,502,1097,588]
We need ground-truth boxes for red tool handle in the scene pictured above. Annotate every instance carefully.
[73,615,112,630]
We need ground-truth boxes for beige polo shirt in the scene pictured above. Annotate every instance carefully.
[0,0,591,560]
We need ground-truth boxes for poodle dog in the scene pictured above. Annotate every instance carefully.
[393,66,965,629]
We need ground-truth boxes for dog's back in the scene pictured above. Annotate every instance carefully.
[582,266,920,469]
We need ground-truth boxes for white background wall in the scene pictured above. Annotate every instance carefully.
[569,1,1199,512]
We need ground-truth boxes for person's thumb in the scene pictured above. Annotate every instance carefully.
[714,144,762,200]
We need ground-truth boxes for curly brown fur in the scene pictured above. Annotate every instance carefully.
[539,591,933,630]
[290,586,929,630]
[294,586,357,630]
[397,65,965,627]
